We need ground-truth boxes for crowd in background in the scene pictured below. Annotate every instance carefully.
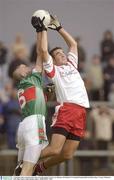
[0,30,114,167]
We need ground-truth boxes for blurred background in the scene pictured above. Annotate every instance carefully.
[0,0,114,176]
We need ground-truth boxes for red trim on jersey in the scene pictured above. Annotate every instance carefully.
[45,65,55,78]
[19,86,36,102]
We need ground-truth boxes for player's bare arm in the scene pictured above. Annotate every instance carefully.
[31,14,50,63]
[35,32,43,73]
[49,15,78,55]
[59,28,78,55]
[35,32,43,72]
[40,30,50,62]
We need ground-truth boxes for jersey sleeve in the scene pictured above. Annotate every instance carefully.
[43,55,55,79]
[67,52,78,69]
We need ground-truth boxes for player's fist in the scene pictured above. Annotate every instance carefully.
[48,15,62,31]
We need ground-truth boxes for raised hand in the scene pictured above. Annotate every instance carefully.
[31,16,47,32]
[48,15,62,31]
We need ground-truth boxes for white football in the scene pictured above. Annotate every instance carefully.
[32,10,51,27]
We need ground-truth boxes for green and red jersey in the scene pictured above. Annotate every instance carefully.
[17,71,46,118]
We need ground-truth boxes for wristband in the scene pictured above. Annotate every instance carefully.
[56,26,62,31]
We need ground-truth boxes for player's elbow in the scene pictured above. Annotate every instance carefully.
[40,48,47,54]
[70,41,77,52]
[40,45,48,54]
[40,49,49,61]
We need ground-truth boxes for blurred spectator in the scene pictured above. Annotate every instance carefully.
[45,83,56,102]
[0,99,5,133]
[90,105,113,168]
[30,42,50,64]
[87,55,104,101]
[79,109,94,175]
[42,71,56,101]
[0,89,9,103]
[29,42,37,64]
[8,46,28,79]
[100,30,114,65]
[11,33,28,59]
[8,33,29,79]
[75,36,86,73]
[0,66,9,90]
[0,41,9,89]
[103,55,114,100]
[0,41,8,65]
[82,76,92,100]
[108,83,114,103]
[0,101,6,149]
[3,82,22,149]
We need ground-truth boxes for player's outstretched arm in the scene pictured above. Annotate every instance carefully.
[31,15,48,71]
[59,28,78,55]
[31,15,50,64]
[40,30,50,63]
[35,32,43,73]
[48,15,77,55]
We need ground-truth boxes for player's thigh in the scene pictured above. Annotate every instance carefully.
[50,133,66,151]
[17,123,25,162]
[61,139,80,158]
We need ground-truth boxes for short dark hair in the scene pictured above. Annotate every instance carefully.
[12,63,28,81]
[9,61,27,78]
[49,47,62,58]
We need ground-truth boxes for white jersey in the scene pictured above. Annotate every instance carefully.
[43,52,89,108]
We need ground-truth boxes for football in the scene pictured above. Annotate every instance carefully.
[32,9,51,27]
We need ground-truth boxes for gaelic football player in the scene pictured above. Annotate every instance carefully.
[31,15,90,175]
[13,31,48,176]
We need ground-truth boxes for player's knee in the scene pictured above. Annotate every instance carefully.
[50,147,62,156]
[20,164,34,176]
[21,168,33,176]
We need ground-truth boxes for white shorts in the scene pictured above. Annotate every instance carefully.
[17,114,48,163]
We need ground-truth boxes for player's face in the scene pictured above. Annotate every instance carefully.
[53,49,67,66]
[15,64,31,80]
